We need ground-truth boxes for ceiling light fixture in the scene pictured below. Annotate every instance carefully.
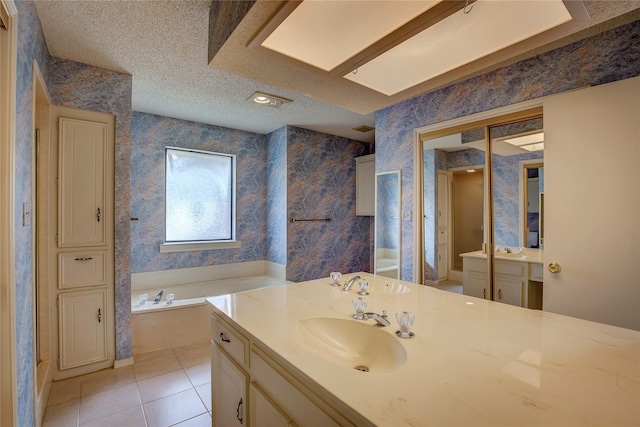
[248,91,292,109]
[503,131,545,152]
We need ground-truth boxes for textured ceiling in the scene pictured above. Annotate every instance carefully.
[34,1,640,145]
[34,0,377,143]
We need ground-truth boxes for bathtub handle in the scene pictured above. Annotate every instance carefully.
[220,332,231,343]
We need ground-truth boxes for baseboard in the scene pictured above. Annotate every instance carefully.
[114,357,134,369]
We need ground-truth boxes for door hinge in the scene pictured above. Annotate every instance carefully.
[55,234,58,243]
[56,296,59,307]
[56,120,59,130]
[56,177,59,186]
[57,357,60,368]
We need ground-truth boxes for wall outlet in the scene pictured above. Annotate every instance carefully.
[402,210,412,221]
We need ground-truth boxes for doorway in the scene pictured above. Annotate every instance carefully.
[452,168,484,271]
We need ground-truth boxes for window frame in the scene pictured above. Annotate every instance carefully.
[159,146,241,253]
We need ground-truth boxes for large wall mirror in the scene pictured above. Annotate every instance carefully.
[375,171,401,279]
[412,76,640,331]
[418,107,544,299]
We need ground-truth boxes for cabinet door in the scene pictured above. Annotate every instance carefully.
[437,172,448,227]
[213,345,247,427]
[464,271,487,299]
[58,289,108,370]
[437,244,447,280]
[355,155,375,216]
[58,117,108,247]
[250,382,295,427]
[494,276,523,307]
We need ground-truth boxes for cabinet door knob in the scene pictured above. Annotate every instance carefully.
[548,262,561,274]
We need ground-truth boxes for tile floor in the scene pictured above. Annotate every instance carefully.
[42,342,212,427]
[431,280,463,294]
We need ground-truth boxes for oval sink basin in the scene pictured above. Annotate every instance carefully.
[372,281,411,295]
[294,317,407,373]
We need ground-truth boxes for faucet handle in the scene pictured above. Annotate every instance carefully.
[382,309,388,319]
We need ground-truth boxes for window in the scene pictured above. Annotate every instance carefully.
[161,147,239,252]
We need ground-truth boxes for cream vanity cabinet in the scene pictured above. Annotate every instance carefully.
[355,154,375,216]
[53,110,115,378]
[462,257,488,299]
[211,314,352,427]
[462,251,543,308]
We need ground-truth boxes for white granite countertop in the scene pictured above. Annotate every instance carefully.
[207,272,639,426]
[461,248,544,264]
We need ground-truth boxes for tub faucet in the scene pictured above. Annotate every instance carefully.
[153,289,165,304]
[343,275,361,291]
[363,311,391,327]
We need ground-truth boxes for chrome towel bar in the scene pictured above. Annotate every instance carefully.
[290,218,331,222]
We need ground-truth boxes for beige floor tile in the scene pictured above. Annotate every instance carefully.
[185,363,210,387]
[133,347,175,363]
[42,398,79,427]
[79,405,146,427]
[78,383,141,425]
[173,412,212,427]
[47,377,82,407]
[194,383,211,412]
[133,353,182,381]
[81,365,136,397]
[143,389,207,427]
[174,342,211,368]
[137,369,193,404]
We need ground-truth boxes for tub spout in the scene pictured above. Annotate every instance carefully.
[153,289,165,304]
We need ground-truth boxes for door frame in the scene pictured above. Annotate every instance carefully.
[0,0,18,425]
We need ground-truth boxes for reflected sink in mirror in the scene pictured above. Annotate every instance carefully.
[294,317,407,373]
[496,253,527,259]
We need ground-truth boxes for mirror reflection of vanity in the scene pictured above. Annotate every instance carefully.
[419,109,546,307]
[413,76,640,331]
[375,171,401,279]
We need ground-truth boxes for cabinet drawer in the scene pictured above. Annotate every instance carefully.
[59,251,107,289]
[463,257,487,274]
[530,263,544,281]
[494,261,526,278]
[212,316,248,367]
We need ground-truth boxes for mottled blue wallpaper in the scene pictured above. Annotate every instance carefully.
[266,127,287,266]
[14,2,50,424]
[376,20,640,282]
[285,126,371,281]
[130,112,267,272]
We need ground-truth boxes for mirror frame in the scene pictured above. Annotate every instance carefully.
[374,170,401,279]
[413,99,543,284]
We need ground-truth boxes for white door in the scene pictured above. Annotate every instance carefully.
[544,77,640,330]
[213,346,247,426]
[58,117,107,247]
[58,289,108,370]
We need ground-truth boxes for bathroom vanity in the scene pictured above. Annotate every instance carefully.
[461,249,544,309]
[207,272,638,426]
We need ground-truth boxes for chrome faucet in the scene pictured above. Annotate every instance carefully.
[363,311,391,327]
[343,275,361,291]
[153,289,165,304]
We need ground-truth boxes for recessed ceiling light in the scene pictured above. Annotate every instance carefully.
[247,91,293,109]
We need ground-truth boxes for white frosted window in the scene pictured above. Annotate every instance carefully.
[165,147,235,242]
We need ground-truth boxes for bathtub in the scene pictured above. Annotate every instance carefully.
[131,274,289,354]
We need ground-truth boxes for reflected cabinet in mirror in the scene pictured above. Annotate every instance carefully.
[375,171,400,279]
